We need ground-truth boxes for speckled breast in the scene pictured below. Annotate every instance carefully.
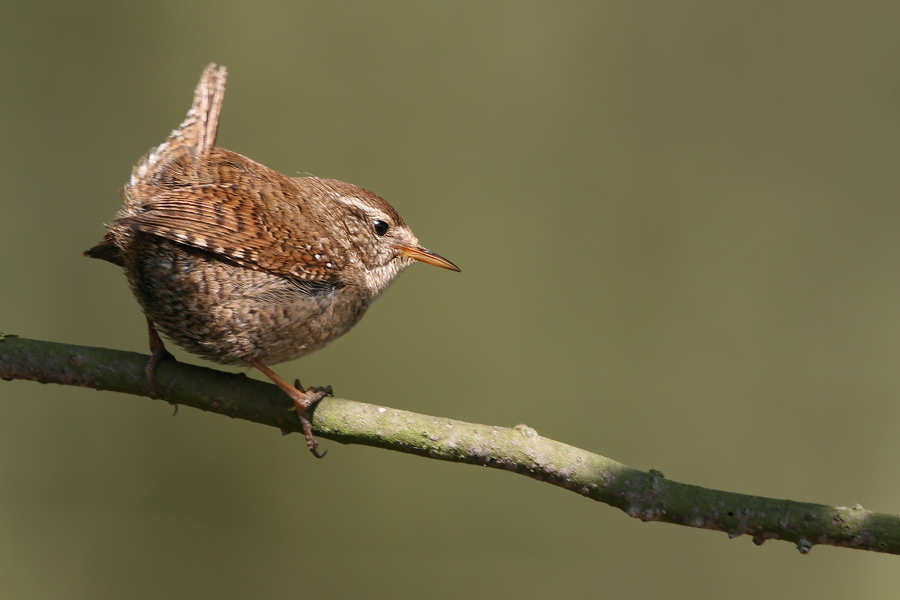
[126,235,370,365]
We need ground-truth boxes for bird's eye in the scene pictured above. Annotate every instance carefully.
[373,220,389,236]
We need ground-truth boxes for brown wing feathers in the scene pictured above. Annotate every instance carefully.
[88,64,342,282]
[122,185,342,281]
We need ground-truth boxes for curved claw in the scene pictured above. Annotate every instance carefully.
[248,358,331,458]
[294,396,327,459]
[295,379,333,399]
[291,380,331,457]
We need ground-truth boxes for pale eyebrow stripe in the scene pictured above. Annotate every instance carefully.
[333,195,377,214]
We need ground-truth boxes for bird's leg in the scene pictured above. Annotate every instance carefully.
[145,317,175,400]
[247,358,329,458]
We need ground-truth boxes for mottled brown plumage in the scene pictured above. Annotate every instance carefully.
[86,64,458,456]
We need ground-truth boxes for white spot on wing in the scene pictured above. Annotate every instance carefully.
[147,142,168,165]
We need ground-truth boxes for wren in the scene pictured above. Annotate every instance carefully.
[85,64,459,457]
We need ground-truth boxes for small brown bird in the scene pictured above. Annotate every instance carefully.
[86,64,459,457]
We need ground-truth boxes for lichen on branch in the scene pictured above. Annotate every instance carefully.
[2,334,898,555]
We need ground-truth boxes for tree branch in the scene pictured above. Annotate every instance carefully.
[2,333,897,555]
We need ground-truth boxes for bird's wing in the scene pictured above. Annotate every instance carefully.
[120,184,344,282]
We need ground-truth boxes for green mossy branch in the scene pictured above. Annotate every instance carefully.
[2,334,898,555]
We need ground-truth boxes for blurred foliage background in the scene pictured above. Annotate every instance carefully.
[3,1,900,598]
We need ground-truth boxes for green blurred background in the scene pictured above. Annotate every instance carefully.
[3,1,900,597]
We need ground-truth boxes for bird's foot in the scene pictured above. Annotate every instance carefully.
[291,379,332,458]
[294,379,333,399]
[247,358,329,458]
[145,318,176,412]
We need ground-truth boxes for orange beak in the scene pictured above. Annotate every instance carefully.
[399,245,460,272]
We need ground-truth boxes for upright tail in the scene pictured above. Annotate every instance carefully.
[179,63,227,162]
[128,64,228,189]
